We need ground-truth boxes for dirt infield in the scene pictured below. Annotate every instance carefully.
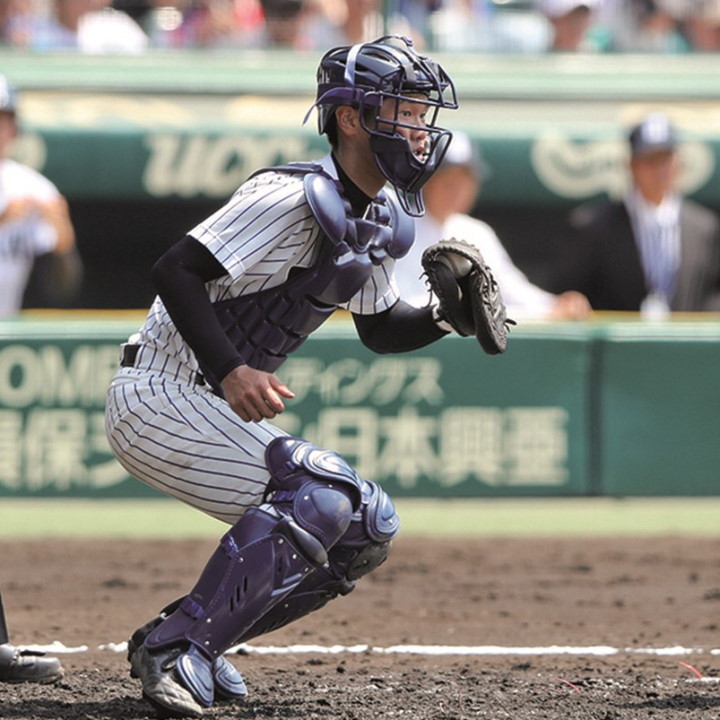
[2,535,720,719]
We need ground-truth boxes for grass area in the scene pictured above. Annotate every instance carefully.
[0,497,719,539]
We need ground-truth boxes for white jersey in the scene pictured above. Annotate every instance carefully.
[0,159,61,317]
[24,9,148,54]
[106,155,399,524]
[134,155,398,375]
[395,211,556,320]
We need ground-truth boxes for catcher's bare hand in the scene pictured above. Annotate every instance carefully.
[221,365,295,423]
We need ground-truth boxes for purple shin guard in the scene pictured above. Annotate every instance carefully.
[140,437,390,708]
[143,507,317,706]
[232,516,396,645]
[145,507,321,657]
[144,486,355,706]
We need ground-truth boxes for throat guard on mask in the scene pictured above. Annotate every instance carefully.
[200,162,413,394]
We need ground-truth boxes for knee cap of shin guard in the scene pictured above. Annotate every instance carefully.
[266,437,363,507]
[293,483,354,550]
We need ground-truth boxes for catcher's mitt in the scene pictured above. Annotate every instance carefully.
[421,238,515,355]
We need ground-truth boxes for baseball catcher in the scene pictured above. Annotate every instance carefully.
[104,33,514,720]
[422,237,515,354]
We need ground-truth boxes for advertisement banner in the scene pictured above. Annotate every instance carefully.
[0,322,593,498]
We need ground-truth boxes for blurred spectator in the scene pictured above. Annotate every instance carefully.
[388,0,441,48]
[682,0,720,51]
[260,0,306,46]
[258,0,345,49]
[559,114,720,317]
[605,0,688,52]
[329,1,440,49]
[394,132,591,321]
[0,75,82,316]
[0,0,34,45]
[140,0,259,48]
[111,1,248,49]
[430,0,549,53]
[341,0,381,43]
[202,0,265,45]
[112,0,346,50]
[23,0,149,53]
[536,0,600,51]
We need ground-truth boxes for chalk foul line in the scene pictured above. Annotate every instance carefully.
[18,640,720,660]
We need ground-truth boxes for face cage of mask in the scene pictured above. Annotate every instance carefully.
[358,91,452,217]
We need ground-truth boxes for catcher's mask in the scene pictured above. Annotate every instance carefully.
[306,35,458,217]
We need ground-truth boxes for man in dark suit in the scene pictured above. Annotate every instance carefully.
[563,113,720,316]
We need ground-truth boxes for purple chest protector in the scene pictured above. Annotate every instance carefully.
[202,163,414,392]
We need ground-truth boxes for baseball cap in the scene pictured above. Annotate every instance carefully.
[537,0,598,17]
[440,132,491,178]
[628,114,678,157]
[0,75,17,114]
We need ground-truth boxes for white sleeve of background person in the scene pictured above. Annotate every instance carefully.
[3,160,61,254]
[444,213,556,319]
[78,9,149,54]
[0,161,62,315]
[393,213,443,307]
[395,212,555,318]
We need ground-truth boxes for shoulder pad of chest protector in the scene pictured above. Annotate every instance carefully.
[248,162,348,246]
[249,162,413,256]
[302,168,415,259]
[303,170,349,246]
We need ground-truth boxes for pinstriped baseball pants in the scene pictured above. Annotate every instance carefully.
[104,350,287,525]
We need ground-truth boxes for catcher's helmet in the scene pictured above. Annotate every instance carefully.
[307,35,458,216]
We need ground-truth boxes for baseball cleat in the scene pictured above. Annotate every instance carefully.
[0,643,64,684]
[128,615,247,703]
[129,643,204,718]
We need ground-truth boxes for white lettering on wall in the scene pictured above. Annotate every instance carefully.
[143,134,316,198]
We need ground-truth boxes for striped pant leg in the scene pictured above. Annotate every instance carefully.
[105,370,287,525]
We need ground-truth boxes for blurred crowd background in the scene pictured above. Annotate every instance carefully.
[2,0,720,55]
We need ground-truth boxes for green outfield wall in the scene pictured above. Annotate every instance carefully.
[0,317,718,498]
[596,324,720,496]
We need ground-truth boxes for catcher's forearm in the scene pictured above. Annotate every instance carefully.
[352,300,448,354]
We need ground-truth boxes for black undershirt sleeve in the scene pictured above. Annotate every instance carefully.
[150,235,245,381]
[352,300,448,354]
